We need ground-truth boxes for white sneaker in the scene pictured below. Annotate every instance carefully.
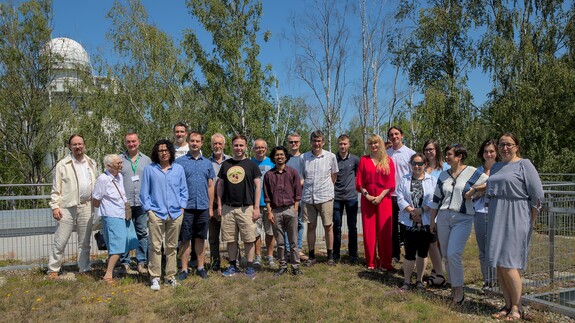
[150,278,161,291]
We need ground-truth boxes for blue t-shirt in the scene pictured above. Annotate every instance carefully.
[251,157,275,206]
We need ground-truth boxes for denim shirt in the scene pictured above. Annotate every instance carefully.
[140,163,188,220]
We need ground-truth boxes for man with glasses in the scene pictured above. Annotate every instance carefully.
[251,139,277,268]
[48,134,98,279]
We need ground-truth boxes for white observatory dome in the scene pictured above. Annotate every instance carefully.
[44,37,91,70]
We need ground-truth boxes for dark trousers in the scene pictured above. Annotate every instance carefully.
[208,216,221,259]
[120,206,148,264]
[391,196,405,260]
[333,199,359,259]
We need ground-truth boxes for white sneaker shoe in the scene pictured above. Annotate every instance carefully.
[150,278,161,291]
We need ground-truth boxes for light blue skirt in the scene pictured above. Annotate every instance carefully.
[102,216,128,255]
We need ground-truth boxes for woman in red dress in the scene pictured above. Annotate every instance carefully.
[356,134,396,270]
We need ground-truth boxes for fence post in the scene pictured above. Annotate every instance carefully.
[547,194,555,285]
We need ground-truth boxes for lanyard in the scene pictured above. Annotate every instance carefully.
[129,153,140,174]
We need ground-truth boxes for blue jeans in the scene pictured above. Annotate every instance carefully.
[120,206,148,264]
[333,199,359,259]
[285,206,304,251]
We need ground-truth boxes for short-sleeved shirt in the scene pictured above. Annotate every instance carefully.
[430,166,488,215]
[286,154,304,178]
[175,144,189,159]
[93,171,127,218]
[334,153,359,201]
[263,166,302,209]
[301,149,339,204]
[387,145,416,196]
[120,151,152,206]
[218,158,262,206]
[174,153,214,210]
[251,157,275,206]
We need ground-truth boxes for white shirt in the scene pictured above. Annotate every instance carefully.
[72,156,92,202]
[175,144,189,159]
[301,149,339,204]
[387,145,415,196]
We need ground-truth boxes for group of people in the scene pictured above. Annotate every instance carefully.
[47,125,543,320]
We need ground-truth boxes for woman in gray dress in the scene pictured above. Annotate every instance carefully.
[486,133,544,320]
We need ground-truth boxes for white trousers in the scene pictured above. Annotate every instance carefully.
[48,203,93,272]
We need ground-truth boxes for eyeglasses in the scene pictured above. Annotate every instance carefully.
[254,146,266,150]
[411,161,425,166]
[158,149,170,154]
[288,141,299,144]
[498,143,516,149]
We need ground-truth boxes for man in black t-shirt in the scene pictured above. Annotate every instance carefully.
[217,134,262,279]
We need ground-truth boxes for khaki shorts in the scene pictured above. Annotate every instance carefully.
[255,206,274,237]
[303,199,334,226]
[221,204,257,243]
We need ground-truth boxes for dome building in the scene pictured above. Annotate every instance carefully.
[43,37,93,93]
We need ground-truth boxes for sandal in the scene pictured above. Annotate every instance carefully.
[491,306,510,319]
[415,281,425,291]
[102,277,116,285]
[505,308,522,321]
[399,282,411,291]
[427,274,446,288]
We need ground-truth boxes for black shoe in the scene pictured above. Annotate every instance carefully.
[274,267,288,277]
[291,267,303,276]
[196,268,209,279]
[349,257,360,265]
[210,258,221,272]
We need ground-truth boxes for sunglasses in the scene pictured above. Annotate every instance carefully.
[411,161,425,166]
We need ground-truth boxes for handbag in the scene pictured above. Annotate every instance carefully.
[94,231,107,250]
[125,219,139,251]
[112,180,132,220]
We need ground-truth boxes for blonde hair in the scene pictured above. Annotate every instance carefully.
[367,134,390,174]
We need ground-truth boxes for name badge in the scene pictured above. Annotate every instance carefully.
[131,175,140,182]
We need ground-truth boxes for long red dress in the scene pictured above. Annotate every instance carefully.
[355,156,395,269]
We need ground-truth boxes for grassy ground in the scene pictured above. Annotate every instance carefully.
[0,233,573,322]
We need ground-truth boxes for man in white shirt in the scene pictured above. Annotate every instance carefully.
[174,122,190,159]
[386,126,415,262]
[48,134,98,279]
[301,130,339,266]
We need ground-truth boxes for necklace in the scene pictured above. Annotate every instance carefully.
[448,166,468,187]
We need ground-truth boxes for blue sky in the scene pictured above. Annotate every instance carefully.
[50,0,490,127]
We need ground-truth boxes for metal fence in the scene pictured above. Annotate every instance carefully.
[0,183,364,267]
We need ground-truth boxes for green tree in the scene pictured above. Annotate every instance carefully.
[394,0,482,149]
[183,0,274,143]
[479,0,575,171]
[0,0,72,188]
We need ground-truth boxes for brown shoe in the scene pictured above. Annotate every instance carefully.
[47,272,59,280]
[137,263,148,274]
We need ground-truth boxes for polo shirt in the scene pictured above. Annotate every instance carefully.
[334,152,359,201]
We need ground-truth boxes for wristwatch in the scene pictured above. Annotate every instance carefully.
[363,190,368,196]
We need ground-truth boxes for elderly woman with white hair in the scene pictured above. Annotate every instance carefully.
[92,154,129,284]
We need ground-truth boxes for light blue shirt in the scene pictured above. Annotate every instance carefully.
[140,163,188,220]
[474,165,489,214]
[251,157,275,206]
[93,170,127,218]
[397,172,436,226]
